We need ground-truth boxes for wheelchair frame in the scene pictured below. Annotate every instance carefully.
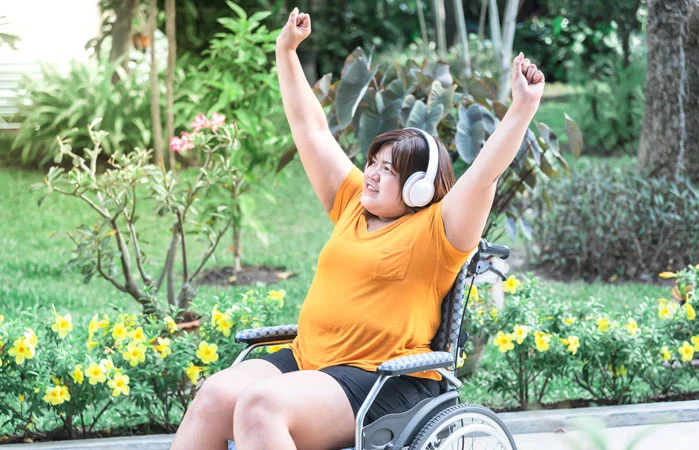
[229,239,517,450]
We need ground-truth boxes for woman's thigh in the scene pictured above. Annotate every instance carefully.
[235,370,356,450]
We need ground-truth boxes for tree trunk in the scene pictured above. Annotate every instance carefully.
[416,0,430,57]
[454,0,472,78]
[497,0,520,102]
[165,0,176,171]
[638,0,699,181]
[109,0,139,76]
[433,0,447,58]
[149,0,164,164]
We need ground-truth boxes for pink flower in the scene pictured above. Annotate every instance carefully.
[170,136,183,152]
[210,113,226,132]
[191,113,210,132]
[179,132,194,151]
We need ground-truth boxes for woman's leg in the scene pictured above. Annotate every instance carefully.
[170,359,283,450]
[234,370,356,450]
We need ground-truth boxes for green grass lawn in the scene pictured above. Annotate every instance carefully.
[0,160,334,326]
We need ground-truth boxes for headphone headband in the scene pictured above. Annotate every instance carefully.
[404,127,439,184]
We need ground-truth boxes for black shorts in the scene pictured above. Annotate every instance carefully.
[259,348,440,424]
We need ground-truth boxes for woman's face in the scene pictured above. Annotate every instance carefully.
[361,144,409,221]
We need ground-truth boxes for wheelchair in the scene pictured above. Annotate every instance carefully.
[227,238,517,450]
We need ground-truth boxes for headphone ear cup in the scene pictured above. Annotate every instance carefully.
[410,179,436,207]
[402,171,426,207]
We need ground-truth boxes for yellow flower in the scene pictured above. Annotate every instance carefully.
[691,336,699,351]
[503,275,521,294]
[129,327,147,343]
[121,342,147,367]
[659,272,677,279]
[489,307,499,322]
[24,328,37,346]
[87,339,99,350]
[661,346,672,361]
[512,325,529,344]
[624,318,639,336]
[0,314,4,326]
[8,336,35,364]
[467,285,480,303]
[608,364,627,377]
[215,313,234,337]
[564,317,576,326]
[152,337,172,359]
[42,385,70,406]
[657,299,677,319]
[88,314,99,335]
[97,315,110,331]
[267,344,289,353]
[678,341,695,362]
[267,289,286,307]
[185,362,205,385]
[560,336,580,355]
[100,356,115,372]
[164,316,178,334]
[51,313,73,339]
[534,331,551,352]
[18,394,25,403]
[493,331,514,353]
[112,322,128,342]
[71,365,84,385]
[596,318,611,333]
[211,305,224,327]
[107,372,130,397]
[196,341,219,364]
[685,303,696,321]
[85,362,107,385]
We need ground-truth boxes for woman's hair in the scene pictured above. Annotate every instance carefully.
[365,129,455,216]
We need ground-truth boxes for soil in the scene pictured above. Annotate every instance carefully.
[198,265,295,287]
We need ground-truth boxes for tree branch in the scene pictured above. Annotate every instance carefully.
[96,250,127,292]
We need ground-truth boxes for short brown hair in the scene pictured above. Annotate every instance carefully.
[365,129,455,216]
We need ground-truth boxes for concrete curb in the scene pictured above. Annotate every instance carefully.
[498,399,699,434]
[5,400,699,448]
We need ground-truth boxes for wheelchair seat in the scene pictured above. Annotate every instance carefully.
[228,239,517,450]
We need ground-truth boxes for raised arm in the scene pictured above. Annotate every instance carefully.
[441,53,545,251]
[276,8,354,213]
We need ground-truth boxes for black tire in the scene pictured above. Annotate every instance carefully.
[408,403,517,450]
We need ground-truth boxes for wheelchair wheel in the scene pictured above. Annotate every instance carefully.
[409,403,517,450]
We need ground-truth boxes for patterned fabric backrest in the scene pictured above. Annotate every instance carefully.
[430,262,470,364]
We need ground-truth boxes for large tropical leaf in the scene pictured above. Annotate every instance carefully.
[405,100,443,135]
[565,113,584,157]
[357,85,402,155]
[455,104,496,164]
[335,48,378,129]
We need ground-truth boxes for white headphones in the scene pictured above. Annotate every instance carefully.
[401,127,439,208]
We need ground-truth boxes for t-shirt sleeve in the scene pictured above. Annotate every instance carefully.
[328,166,364,223]
[431,201,478,271]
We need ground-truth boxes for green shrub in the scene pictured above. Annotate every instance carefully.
[529,163,699,281]
[12,56,153,166]
[0,288,284,440]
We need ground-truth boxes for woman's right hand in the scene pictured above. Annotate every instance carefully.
[276,7,311,51]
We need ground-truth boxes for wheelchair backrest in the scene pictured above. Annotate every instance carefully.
[430,261,470,370]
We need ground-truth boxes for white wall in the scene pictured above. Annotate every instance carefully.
[0,0,101,64]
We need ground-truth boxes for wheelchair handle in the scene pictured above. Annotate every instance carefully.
[479,238,509,260]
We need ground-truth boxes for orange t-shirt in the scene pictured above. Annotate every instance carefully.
[289,167,476,380]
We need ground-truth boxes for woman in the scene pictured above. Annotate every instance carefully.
[171,7,544,450]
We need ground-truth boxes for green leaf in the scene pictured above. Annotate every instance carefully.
[357,90,401,156]
[313,73,333,103]
[405,100,443,135]
[455,104,496,164]
[335,48,378,129]
[427,80,455,119]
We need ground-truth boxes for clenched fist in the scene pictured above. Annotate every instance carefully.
[276,7,311,51]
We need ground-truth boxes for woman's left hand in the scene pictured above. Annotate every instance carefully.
[510,52,545,110]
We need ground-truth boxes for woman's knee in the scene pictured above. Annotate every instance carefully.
[188,371,241,420]
[234,382,283,429]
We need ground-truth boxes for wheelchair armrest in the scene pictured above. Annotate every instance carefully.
[235,324,298,345]
[376,351,454,376]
